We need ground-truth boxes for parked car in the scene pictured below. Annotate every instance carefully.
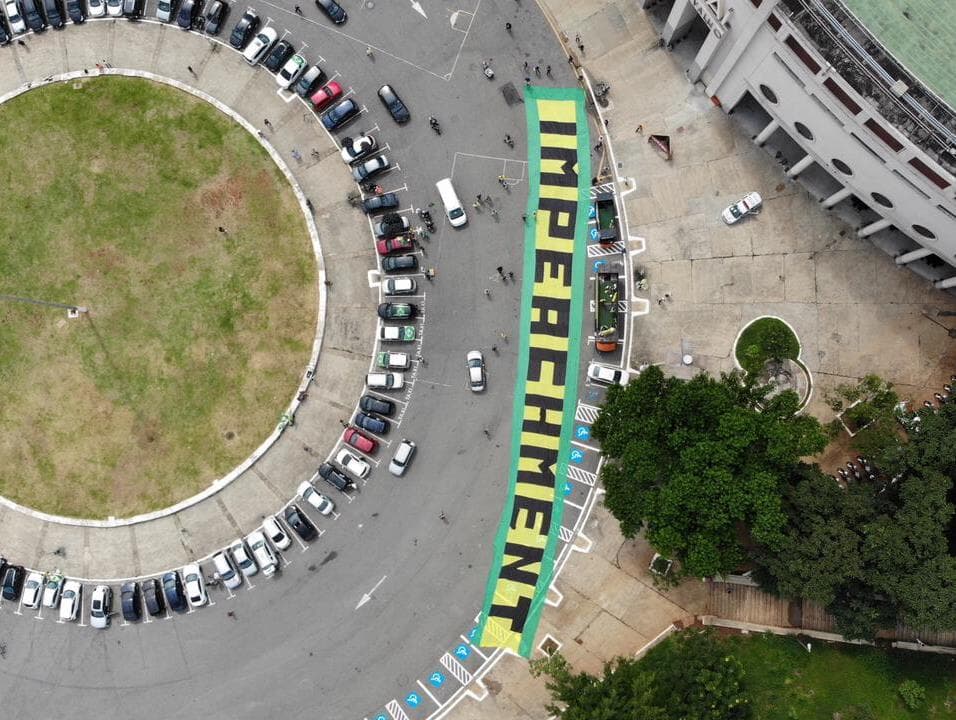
[321,98,359,130]
[262,515,292,551]
[182,564,208,608]
[381,254,418,273]
[315,462,352,492]
[352,155,390,182]
[360,394,395,416]
[4,0,26,33]
[228,6,258,48]
[1,564,24,601]
[90,585,113,629]
[246,530,278,578]
[293,64,324,97]
[284,504,318,541]
[377,84,410,124]
[105,0,121,17]
[142,577,166,616]
[466,350,486,392]
[384,277,416,295]
[21,0,45,31]
[297,480,335,515]
[59,580,82,621]
[376,351,409,371]
[242,26,277,65]
[42,0,63,25]
[344,427,377,453]
[65,0,83,22]
[354,410,390,435]
[88,0,104,16]
[340,134,378,164]
[379,325,416,342]
[163,571,187,611]
[22,571,44,608]
[175,0,198,27]
[229,539,258,577]
[212,550,242,590]
[0,13,11,41]
[154,0,174,20]
[377,302,416,320]
[309,80,341,110]
[203,0,225,33]
[366,371,404,390]
[42,573,64,608]
[121,0,138,19]
[586,361,628,386]
[375,215,410,238]
[314,0,344,23]
[120,581,142,621]
[362,193,400,215]
[376,236,414,256]
[263,38,294,73]
[389,438,416,476]
[276,53,306,88]
[721,191,762,224]
[335,448,370,479]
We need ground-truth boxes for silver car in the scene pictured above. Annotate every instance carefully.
[389,439,416,476]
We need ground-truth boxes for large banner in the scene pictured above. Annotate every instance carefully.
[477,87,590,657]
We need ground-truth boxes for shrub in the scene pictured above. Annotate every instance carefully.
[897,679,926,710]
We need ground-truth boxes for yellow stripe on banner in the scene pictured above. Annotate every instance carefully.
[528,333,570,352]
[520,431,561,450]
[530,233,575,254]
[537,99,578,122]
[539,184,580,201]
[514,480,557,503]
[539,133,579,150]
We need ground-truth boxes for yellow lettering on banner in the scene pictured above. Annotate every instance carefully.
[526,373,564,399]
[539,134,579,150]
[522,404,564,425]
[512,508,549,540]
[533,234,575,254]
[528,333,570,353]
[520,431,560,450]
[535,271,573,300]
[537,99,577,123]
[494,577,535,604]
[484,618,523,651]
[514,481,556,502]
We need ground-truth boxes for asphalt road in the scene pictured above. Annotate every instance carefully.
[0,1,593,718]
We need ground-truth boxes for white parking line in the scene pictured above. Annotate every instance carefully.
[415,679,442,707]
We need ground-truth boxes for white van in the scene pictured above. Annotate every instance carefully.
[436,178,467,227]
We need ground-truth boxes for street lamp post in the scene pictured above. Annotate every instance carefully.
[0,294,89,318]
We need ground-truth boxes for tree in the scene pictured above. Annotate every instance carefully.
[530,629,751,720]
[592,366,827,578]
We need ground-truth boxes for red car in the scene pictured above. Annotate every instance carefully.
[376,236,414,256]
[310,81,342,110]
[343,427,377,453]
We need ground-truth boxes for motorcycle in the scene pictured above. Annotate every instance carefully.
[428,117,441,135]
[417,208,436,233]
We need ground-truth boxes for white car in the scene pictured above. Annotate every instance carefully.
[182,564,208,608]
[384,277,417,295]
[466,350,486,392]
[153,0,172,20]
[89,0,106,16]
[89,585,112,629]
[4,0,26,33]
[366,371,404,390]
[297,480,335,515]
[378,351,410,370]
[229,539,258,577]
[339,133,377,164]
[106,0,121,16]
[389,439,416,476]
[212,550,242,590]
[587,361,629,386]
[721,191,762,224]
[352,155,390,182]
[43,574,64,609]
[379,325,416,343]
[59,580,82,622]
[262,515,292,551]
[22,571,43,609]
[276,53,307,88]
[243,26,278,65]
[335,448,370,480]
[246,530,278,577]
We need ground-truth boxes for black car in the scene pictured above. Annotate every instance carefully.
[66,0,84,22]
[317,462,352,492]
[0,14,10,43]
[203,0,226,33]
[228,7,258,49]
[162,571,187,611]
[142,577,166,616]
[284,504,318,541]
[22,0,45,31]
[263,38,293,72]
[293,65,324,98]
[321,99,359,131]
[354,411,389,435]
[381,254,418,273]
[377,84,410,124]
[122,0,139,17]
[42,0,62,25]
[2,564,25,601]
[362,192,400,215]
[313,0,344,23]
[176,0,198,27]
[360,394,394,416]
[121,581,142,621]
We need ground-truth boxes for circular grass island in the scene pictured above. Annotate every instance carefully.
[733,316,812,409]
[0,77,316,519]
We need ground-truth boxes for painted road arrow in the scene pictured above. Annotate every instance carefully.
[355,574,388,610]
[409,0,426,18]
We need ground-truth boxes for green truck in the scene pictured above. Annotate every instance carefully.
[595,269,621,353]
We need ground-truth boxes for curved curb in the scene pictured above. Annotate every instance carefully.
[731,314,814,411]
[0,69,326,528]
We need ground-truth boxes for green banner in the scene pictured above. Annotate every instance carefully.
[477,86,590,657]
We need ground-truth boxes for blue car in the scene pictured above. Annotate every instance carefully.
[354,411,390,435]
[321,98,359,130]
[162,571,187,611]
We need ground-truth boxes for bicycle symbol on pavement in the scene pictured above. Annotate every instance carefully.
[575,425,591,440]
[406,692,421,708]
[563,481,573,497]
[569,448,585,464]
[430,671,446,688]
[454,644,471,659]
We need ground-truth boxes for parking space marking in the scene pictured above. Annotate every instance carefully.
[459,635,488,659]
[440,653,473,686]
[385,699,409,720]
[566,465,597,485]
[570,439,599,453]
[415,679,442,708]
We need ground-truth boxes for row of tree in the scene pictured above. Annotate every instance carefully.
[592,366,956,639]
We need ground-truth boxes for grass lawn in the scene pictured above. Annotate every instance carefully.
[0,77,316,518]
[728,632,956,718]
[735,316,801,375]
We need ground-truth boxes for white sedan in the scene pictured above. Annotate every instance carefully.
[4,0,26,33]
[466,350,486,392]
[721,191,762,224]
[106,0,122,16]
[182,564,208,608]
[276,54,307,88]
[335,448,370,480]
[43,574,64,608]
[587,361,629,386]
[297,480,335,515]
[340,133,378,164]
[22,571,44,609]
[229,540,258,577]
[384,277,417,295]
[59,580,82,622]
[243,27,278,65]
[90,585,112,629]
[88,0,106,16]
[262,515,292,551]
